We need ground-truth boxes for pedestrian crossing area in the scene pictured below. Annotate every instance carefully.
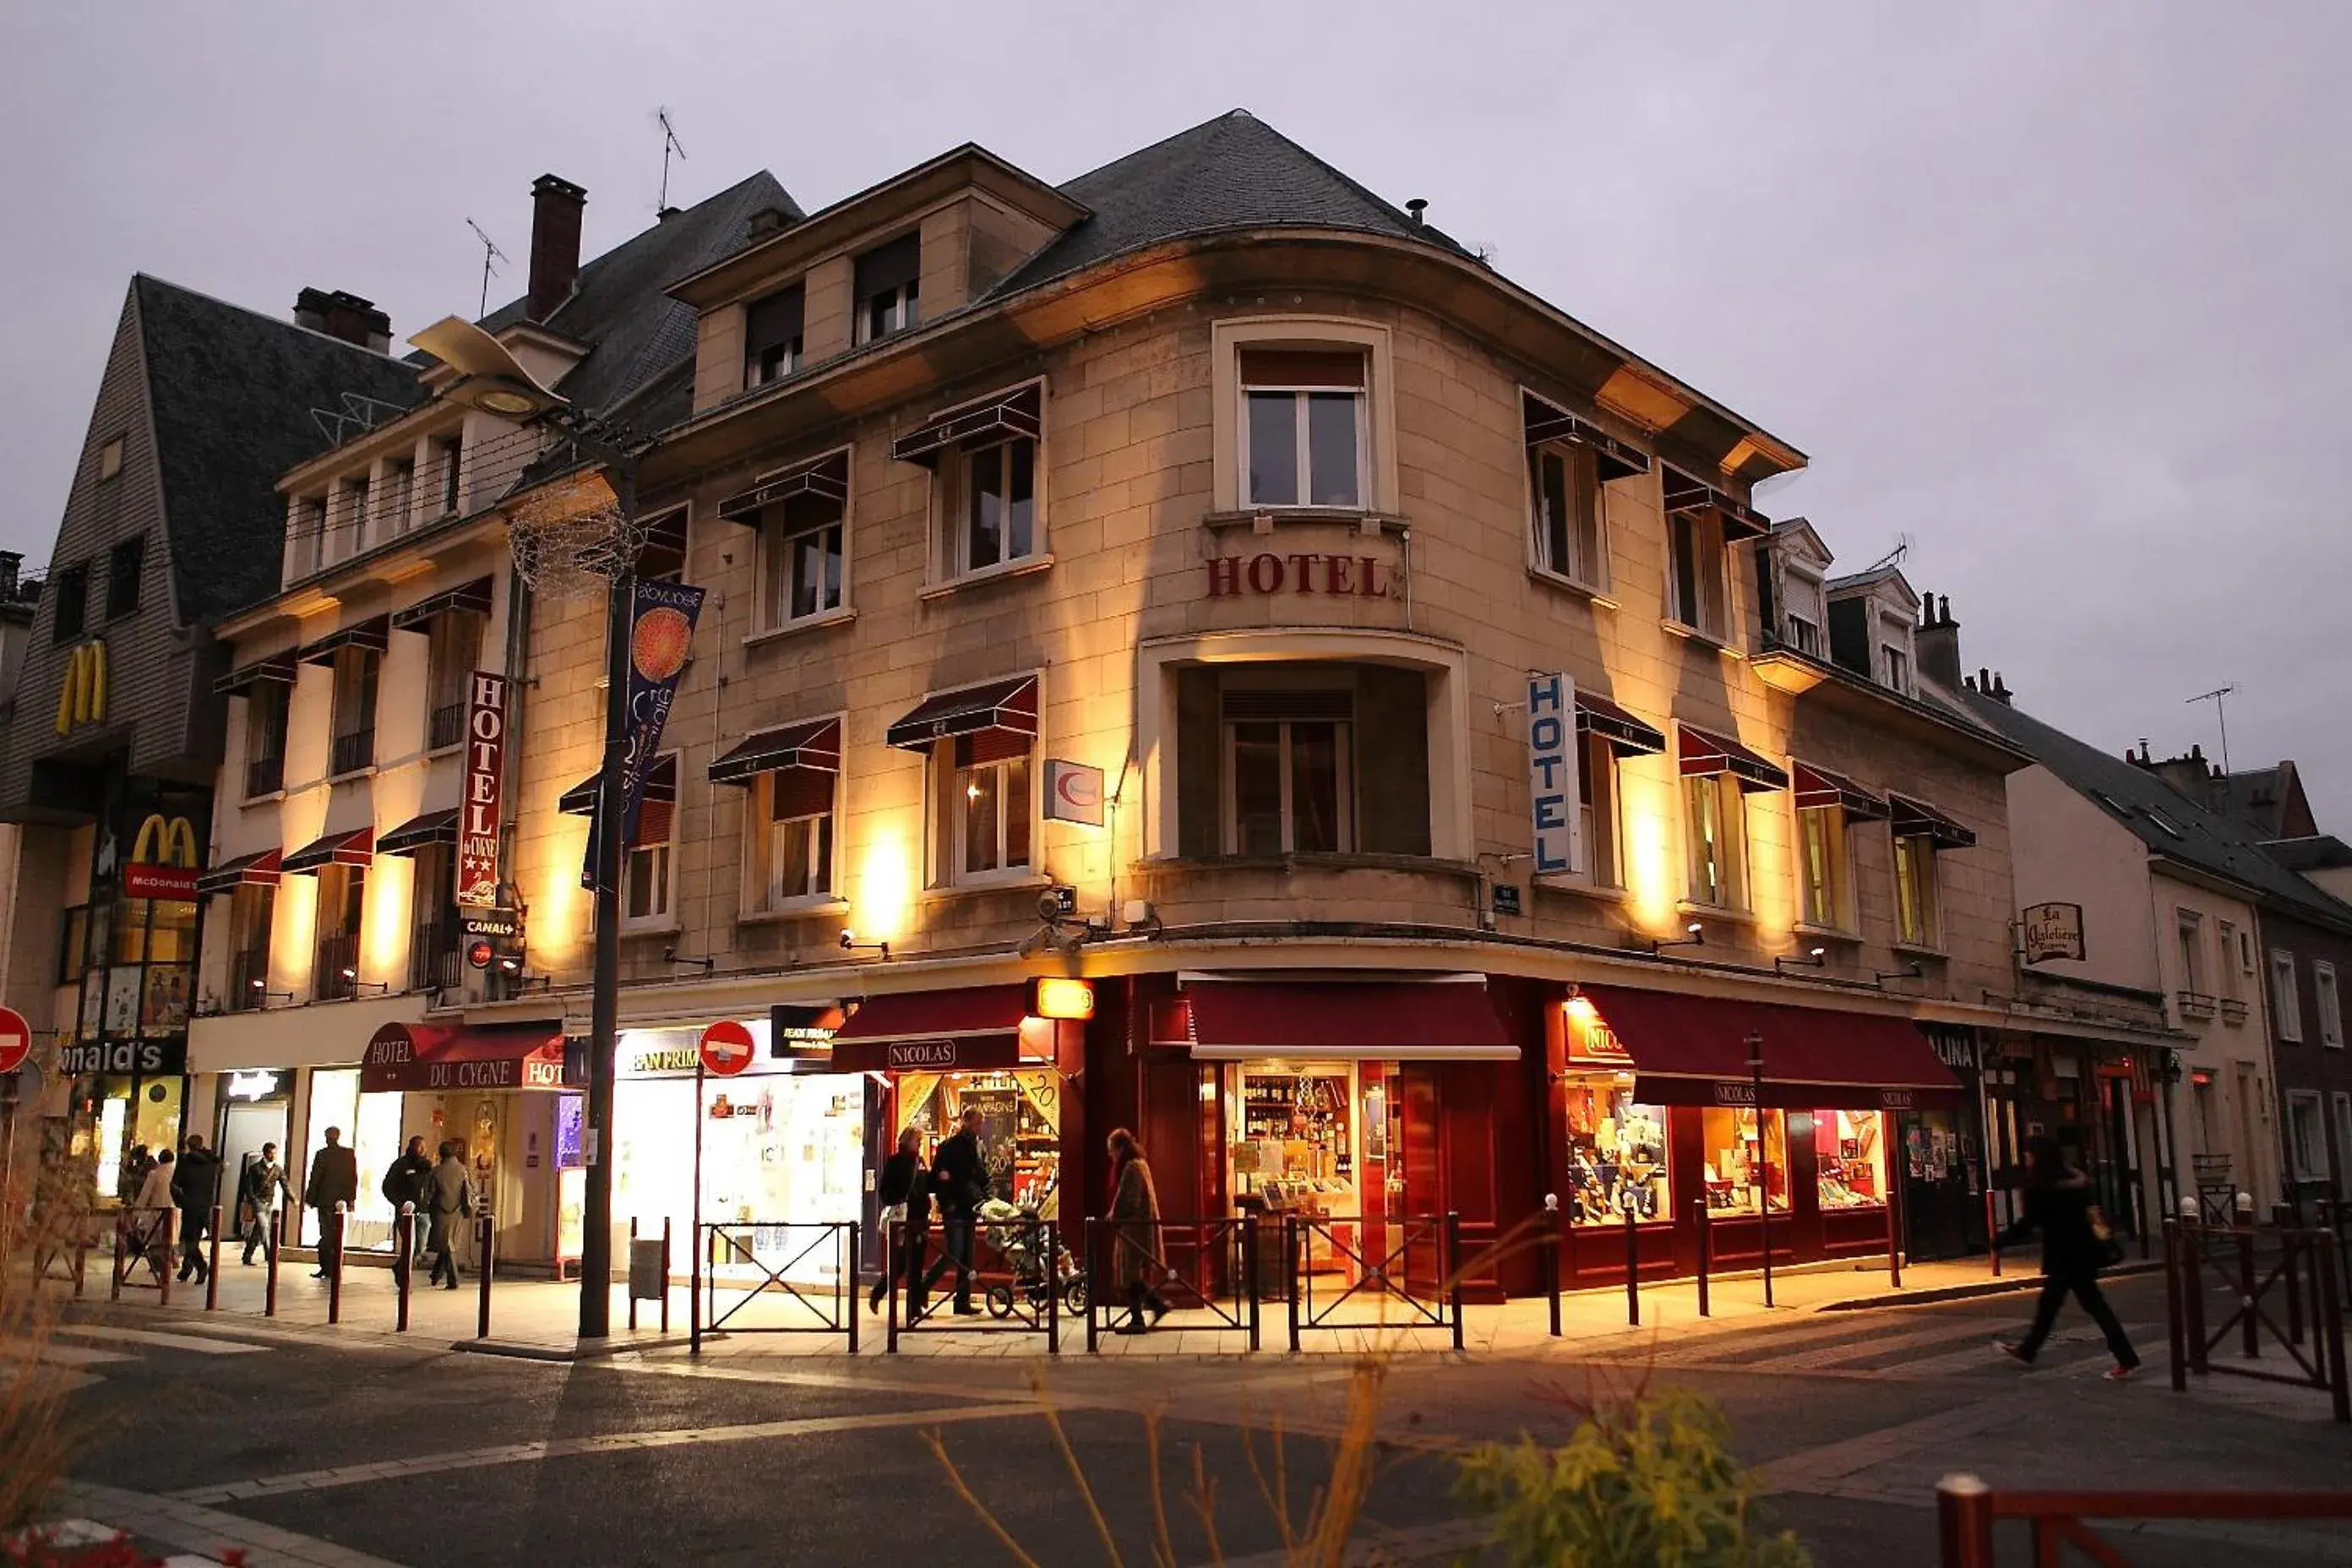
[1590,1305,2159,1381]
[17,1320,291,1389]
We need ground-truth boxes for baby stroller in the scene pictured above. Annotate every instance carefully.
[977,1198,1087,1317]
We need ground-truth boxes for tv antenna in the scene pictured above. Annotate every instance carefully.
[657,107,689,210]
[2186,684,2236,776]
[1865,532,1915,575]
[465,218,509,318]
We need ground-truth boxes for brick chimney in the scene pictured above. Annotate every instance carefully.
[0,552,21,602]
[1917,592,1962,690]
[293,288,392,351]
[527,174,588,322]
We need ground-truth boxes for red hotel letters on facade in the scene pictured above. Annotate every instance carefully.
[1206,553,1394,599]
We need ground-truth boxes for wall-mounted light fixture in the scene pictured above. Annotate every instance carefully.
[1650,922,1706,956]
[340,966,389,998]
[840,928,892,961]
[1775,947,1828,976]
[662,946,717,975]
[1874,961,1925,986]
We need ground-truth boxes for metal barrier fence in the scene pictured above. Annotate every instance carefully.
[885,1216,1063,1353]
[1284,1211,1462,1352]
[2165,1211,2348,1423]
[110,1206,174,1304]
[1936,1473,2352,1566]
[690,1221,858,1354]
[1082,1217,1260,1353]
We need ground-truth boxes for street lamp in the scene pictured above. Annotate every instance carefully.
[411,314,639,1340]
[1746,1028,1773,1309]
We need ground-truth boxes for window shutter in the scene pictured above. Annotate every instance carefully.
[744,286,804,356]
[854,234,922,300]
[629,800,673,849]
[1237,349,1364,389]
[769,766,835,820]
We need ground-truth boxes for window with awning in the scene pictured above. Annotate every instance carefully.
[1571,984,1960,1109]
[377,809,459,857]
[195,847,280,896]
[297,617,390,666]
[1677,725,1790,793]
[885,675,1037,752]
[891,385,1042,469]
[1790,762,1882,933]
[389,577,494,632]
[1576,693,1666,756]
[1793,761,1888,819]
[711,718,842,912]
[215,651,297,696]
[1887,793,1977,850]
[559,754,678,847]
[1660,466,1769,540]
[281,826,373,874]
[716,450,849,525]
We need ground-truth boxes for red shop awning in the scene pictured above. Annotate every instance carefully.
[361,1021,569,1095]
[1168,975,1519,1061]
[1576,985,1957,1111]
[830,986,1033,1074]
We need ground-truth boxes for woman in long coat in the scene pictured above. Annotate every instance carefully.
[1106,1127,1168,1333]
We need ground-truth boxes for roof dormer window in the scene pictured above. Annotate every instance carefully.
[1879,609,1914,694]
[853,235,920,346]
[744,283,804,387]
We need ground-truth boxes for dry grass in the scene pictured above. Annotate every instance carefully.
[0,1148,110,1534]
[920,1211,1563,1566]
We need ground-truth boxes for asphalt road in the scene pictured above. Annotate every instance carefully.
[38,1271,2352,1567]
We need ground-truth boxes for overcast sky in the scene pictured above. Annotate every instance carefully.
[8,3,2348,826]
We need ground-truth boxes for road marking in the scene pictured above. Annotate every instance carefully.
[3,1341,136,1368]
[1763,1316,2023,1370]
[52,1480,411,1568]
[1891,1323,2160,1380]
[1756,1393,2030,1494]
[53,1326,269,1355]
[166,1402,1037,1505]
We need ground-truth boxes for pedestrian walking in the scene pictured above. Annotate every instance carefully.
[304,1126,359,1280]
[131,1149,175,1281]
[871,1127,934,1317]
[240,1142,291,1266]
[1995,1133,2140,1380]
[1106,1128,1169,1335]
[383,1135,433,1261]
[425,1141,473,1289]
[922,1108,987,1316]
[120,1144,155,1207]
[171,1135,221,1285]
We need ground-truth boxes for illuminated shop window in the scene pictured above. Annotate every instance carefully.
[1562,1075,1669,1225]
[1701,1106,1788,1215]
[1812,1108,1887,1209]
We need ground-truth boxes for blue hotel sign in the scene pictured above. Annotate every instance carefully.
[1527,672,1576,876]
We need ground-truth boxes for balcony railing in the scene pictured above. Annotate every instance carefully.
[427,701,465,752]
[313,934,359,1003]
[2175,989,2219,1022]
[226,947,268,1012]
[2220,996,2251,1026]
[329,727,375,777]
[244,754,284,798]
[409,921,460,994]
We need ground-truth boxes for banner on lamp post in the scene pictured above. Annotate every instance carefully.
[458,671,509,907]
[583,577,706,892]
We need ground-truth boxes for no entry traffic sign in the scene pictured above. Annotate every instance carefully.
[698,1019,755,1077]
[0,1006,32,1076]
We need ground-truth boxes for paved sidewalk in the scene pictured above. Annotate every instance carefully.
[47,1244,2119,1359]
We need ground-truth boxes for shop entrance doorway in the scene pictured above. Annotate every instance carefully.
[217,1097,288,1248]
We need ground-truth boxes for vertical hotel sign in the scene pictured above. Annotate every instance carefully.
[583,578,706,891]
[458,672,508,907]
[1527,672,1579,876]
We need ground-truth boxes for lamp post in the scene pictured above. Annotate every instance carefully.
[407,315,640,1340]
[1747,1028,1773,1309]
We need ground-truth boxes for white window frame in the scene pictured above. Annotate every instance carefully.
[950,435,1042,577]
[621,751,678,931]
[2273,950,2303,1042]
[1794,801,1855,934]
[1222,716,1358,857]
[855,278,919,345]
[1666,507,1730,642]
[946,749,1035,885]
[2217,920,2240,1000]
[1576,731,1624,890]
[761,483,848,631]
[754,777,836,913]
[2286,1090,2326,1181]
[384,458,415,539]
[1527,440,1609,591]
[337,475,370,560]
[2317,960,2343,1048]
[1892,831,1941,948]
[1682,769,1750,912]
[1239,376,1367,511]
[1881,641,1911,696]
[2176,910,2205,994]
[1879,610,1914,694]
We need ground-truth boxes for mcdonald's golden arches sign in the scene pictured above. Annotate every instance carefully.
[125,814,200,901]
[54,640,106,735]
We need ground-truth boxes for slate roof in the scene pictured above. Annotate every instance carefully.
[2211,761,2319,841]
[133,275,422,623]
[1959,690,2352,931]
[2265,835,2352,873]
[471,171,799,424]
[988,109,1469,299]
